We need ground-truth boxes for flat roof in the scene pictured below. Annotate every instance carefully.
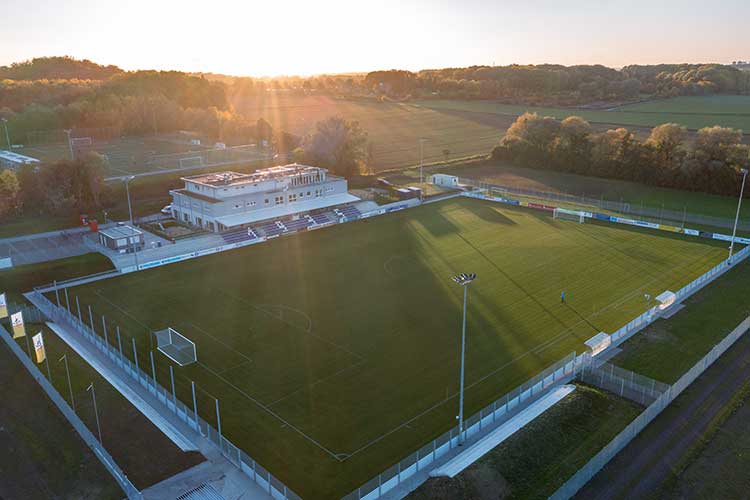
[99,225,143,239]
[0,150,40,163]
[183,164,327,188]
[214,193,360,228]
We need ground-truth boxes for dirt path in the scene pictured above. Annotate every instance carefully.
[576,333,750,499]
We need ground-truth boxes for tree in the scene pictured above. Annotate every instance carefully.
[0,169,20,218]
[301,116,369,178]
[647,123,687,172]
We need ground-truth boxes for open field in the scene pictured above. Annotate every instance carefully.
[0,333,123,500]
[59,197,726,498]
[417,95,750,132]
[21,136,267,178]
[408,384,641,500]
[233,95,502,170]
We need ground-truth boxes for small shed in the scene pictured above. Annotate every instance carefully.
[655,291,677,310]
[432,174,459,188]
[98,225,144,253]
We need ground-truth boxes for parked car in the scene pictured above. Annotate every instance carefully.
[161,204,173,215]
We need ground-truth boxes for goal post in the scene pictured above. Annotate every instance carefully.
[178,156,204,169]
[154,327,197,366]
[553,207,586,223]
[70,136,93,148]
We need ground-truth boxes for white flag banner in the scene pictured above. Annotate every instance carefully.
[0,293,7,319]
[32,332,46,363]
[11,311,25,339]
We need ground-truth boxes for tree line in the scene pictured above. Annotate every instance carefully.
[491,113,749,196]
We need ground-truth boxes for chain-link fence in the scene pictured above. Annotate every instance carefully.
[458,177,749,232]
[551,314,750,500]
[0,321,143,500]
[580,361,670,406]
[340,352,584,500]
[28,291,303,500]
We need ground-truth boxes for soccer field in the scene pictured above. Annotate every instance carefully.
[61,197,727,499]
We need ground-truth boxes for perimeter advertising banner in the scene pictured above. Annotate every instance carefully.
[10,311,25,339]
[32,332,46,363]
[0,293,7,319]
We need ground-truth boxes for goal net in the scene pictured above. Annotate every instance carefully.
[178,156,204,169]
[553,208,586,223]
[154,328,197,366]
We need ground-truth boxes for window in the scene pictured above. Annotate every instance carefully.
[288,194,297,203]
[264,198,269,205]
[184,213,190,222]
[235,204,241,209]
[307,191,311,196]
[275,196,284,205]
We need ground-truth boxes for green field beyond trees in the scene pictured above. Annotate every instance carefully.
[60,197,725,498]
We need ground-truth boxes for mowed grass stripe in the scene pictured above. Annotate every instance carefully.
[62,197,727,499]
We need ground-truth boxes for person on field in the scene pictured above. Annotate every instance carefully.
[561,291,566,303]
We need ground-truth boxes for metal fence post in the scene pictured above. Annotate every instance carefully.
[76,296,82,325]
[88,305,95,337]
[102,316,109,349]
[170,365,176,408]
[54,280,60,306]
[191,381,199,430]
[216,398,223,448]
[132,338,139,377]
[150,351,157,387]
[117,327,123,361]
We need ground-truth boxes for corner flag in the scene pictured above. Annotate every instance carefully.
[0,293,7,319]
[10,311,25,339]
[32,332,46,364]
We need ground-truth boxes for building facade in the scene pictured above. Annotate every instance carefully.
[0,150,40,171]
[170,164,359,232]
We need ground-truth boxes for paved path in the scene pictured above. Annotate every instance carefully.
[576,334,750,499]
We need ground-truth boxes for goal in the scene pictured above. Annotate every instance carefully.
[154,328,197,366]
[178,156,204,169]
[553,208,586,223]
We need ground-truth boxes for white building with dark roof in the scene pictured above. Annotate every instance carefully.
[169,164,360,232]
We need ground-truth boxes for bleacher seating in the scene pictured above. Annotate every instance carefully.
[339,205,362,220]
[260,222,284,237]
[310,213,331,225]
[221,227,259,244]
[285,218,311,232]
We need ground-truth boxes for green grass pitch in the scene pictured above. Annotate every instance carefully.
[60,197,727,499]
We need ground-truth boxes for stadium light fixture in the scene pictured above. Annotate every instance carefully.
[451,272,476,445]
[729,167,748,259]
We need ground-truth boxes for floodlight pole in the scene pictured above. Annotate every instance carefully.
[452,273,476,445]
[59,354,75,411]
[64,129,74,160]
[729,167,748,260]
[87,383,102,444]
[1,118,10,150]
[124,176,139,270]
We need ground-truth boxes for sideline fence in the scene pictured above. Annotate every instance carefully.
[550,314,750,499]
[0,322,142,500]
[580,362,670,406]
[458,177,749,232]
[28,291,303,500]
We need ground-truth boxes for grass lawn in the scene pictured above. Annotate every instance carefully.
[407,384,641,500]
[418,95,750,131]
[8,322,205,490]
[60,197,726,498]
[614,259,750,384]
[0,333,123,500]
[0,253,114,303]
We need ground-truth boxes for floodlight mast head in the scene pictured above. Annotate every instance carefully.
[452,273,476,286]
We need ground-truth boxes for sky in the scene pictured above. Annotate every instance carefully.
[1,0,748,76]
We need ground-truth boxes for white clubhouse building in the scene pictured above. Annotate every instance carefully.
[169,164,360,232]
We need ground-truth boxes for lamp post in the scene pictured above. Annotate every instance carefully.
[419,138,427,202]
[451,272,476,445]
[87,382,102,444]
[729,167,748,259]
[1,118,10,150]
[64,129,74,160]
[59,354,75,411]
[124,176,139,269]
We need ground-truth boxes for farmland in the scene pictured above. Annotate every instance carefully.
[60,196,726,498]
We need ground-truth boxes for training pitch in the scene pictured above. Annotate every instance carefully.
[60,197,727,498]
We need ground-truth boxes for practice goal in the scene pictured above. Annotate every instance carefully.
[178,156,204,169]
[71,137,94,148]
[553,208,586,223]
[154,328,197,366]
